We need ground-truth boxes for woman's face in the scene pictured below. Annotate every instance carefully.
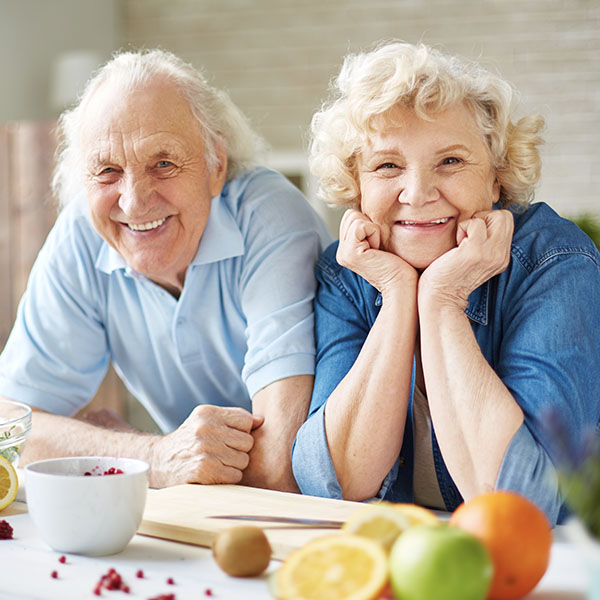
[356,103,500,270]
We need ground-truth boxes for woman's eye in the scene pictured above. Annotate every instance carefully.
[376,162,400,170]
[441,157,462,166]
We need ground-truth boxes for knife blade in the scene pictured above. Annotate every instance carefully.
[207,515,345,528]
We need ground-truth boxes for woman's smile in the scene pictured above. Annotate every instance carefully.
[394,216,453,229]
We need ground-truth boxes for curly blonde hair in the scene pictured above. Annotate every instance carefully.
[309,41,544,208]
[52,49,264,209]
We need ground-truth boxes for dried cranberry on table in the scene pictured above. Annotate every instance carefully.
[93,567,130,594]
[0,520,13,540]
[50,571,58,579]
[147,595,175,600]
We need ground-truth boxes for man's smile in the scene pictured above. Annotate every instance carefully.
[126,217,167,231]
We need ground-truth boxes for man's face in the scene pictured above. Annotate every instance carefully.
[81,78,227,295]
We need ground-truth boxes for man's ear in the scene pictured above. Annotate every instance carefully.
[209,141,228,197]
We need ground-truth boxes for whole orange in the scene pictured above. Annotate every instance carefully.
[449,490,552,600]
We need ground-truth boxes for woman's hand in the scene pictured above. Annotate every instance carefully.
[337,209,418,296]
[419,209,514,309]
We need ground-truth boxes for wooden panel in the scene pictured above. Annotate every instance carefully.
[0,127,13,348]
[0,121,128,420]
[10,121,58,307]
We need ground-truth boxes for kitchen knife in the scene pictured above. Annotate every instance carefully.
[207,515,345,528]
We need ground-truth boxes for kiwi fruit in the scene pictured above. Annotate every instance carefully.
[212,525,272,577]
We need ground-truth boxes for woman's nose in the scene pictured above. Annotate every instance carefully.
[397,169,439,206]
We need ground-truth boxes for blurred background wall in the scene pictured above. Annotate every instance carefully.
[1,0,599,426]
[2,0,598,220]
[0,1,120,121]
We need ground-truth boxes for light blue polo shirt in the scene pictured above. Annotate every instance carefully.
[0,167,332,432]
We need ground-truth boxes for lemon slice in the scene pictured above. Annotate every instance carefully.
[342,504,411,551]
[276,534,388,600]
[388,502,439,526]
[0,456,18,511]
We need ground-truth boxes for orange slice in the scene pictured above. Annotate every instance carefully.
[276,534,388,600]
[388,502,439,526]
[0,456,18,511]
[342,504,411,551]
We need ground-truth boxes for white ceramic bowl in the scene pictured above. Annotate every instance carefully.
[0,399,32,466]
[25,456,149,556]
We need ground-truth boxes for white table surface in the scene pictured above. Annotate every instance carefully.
[0,475,593,600]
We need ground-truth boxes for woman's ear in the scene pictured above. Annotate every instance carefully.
[492,178,501,204]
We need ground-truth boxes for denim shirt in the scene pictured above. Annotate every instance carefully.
[292,202,600,526]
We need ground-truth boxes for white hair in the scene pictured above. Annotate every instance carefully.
[310,41,544,208]
[52,49,264,208]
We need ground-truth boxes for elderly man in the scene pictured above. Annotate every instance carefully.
[0,49,331,491]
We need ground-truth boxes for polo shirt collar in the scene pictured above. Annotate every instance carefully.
[95,193,245,274]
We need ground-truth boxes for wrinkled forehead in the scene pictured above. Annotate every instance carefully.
[79,78,202,162]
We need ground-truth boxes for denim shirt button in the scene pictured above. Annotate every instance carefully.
[449,487,457,499]
[398,456,406,467]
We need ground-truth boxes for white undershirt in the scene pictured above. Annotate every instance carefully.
[412,384,446,510]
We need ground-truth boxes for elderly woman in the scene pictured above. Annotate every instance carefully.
[0,49,330,491]
[292,41,600,524]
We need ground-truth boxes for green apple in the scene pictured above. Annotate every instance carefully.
[389,524,493,600]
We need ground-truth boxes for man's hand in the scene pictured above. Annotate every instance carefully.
[150,405,263,488]
[419,209,514,310]
[337,209,418,296]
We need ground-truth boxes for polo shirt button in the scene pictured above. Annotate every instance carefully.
[449,487,457,499]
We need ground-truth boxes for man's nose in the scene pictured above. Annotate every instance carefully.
[397,169,439,206]
[118,174,153,215]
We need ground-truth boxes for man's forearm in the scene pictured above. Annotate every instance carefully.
[23,409,159,481]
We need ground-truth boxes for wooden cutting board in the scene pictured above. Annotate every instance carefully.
[138,484,363,560]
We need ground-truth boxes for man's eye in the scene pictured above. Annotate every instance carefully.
[156,160,173,168]
[95,167,120,180]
